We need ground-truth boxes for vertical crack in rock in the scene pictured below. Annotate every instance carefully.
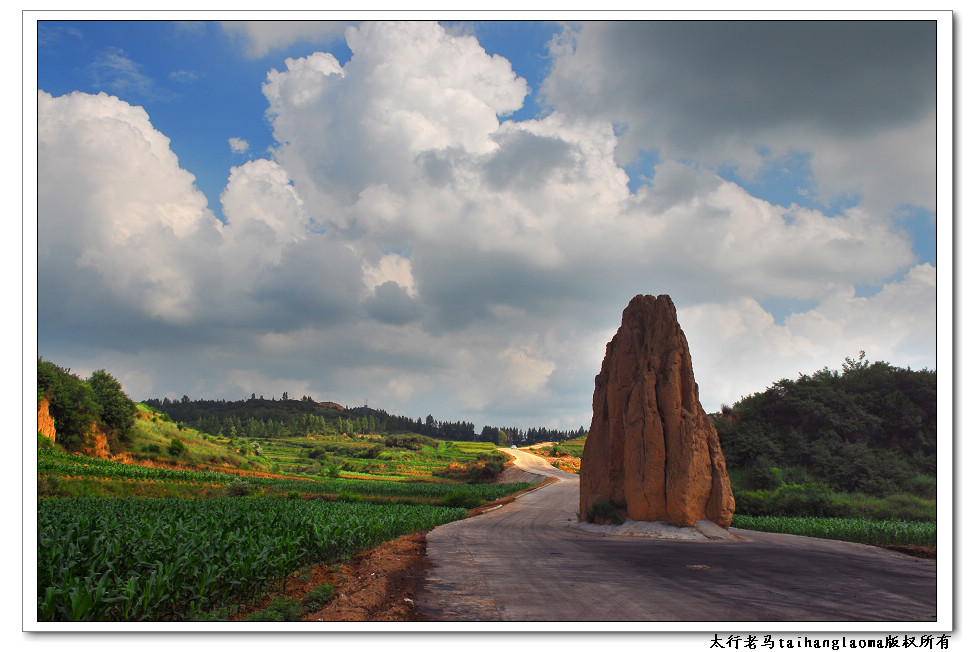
[580,294,735,529]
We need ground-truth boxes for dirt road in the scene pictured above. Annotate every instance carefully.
[419,448,937,622]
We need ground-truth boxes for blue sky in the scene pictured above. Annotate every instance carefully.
[33,16,944,429]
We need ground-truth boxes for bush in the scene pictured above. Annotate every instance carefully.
[904,474,937,500]
[770,483,833,517]
[384,433,438,451]
[733,489,773,516]
[168,438,186,457]
[585,500,626,525]
[303,583,335,611]
[747,459,784,491]
[225,479,253,497]
[243,597,303,622]
[442,487,484,509]
[37,475,65,497]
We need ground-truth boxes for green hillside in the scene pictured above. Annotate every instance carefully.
[713,353,936,521]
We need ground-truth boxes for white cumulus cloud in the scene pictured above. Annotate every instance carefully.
[228,137,249,153]
[36,21,938,430]
[38,89,217,323]
[221,20,352,58]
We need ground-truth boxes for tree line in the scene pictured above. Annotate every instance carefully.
[350,407,586,444]
[144,397,586,445]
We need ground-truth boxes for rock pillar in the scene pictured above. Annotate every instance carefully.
[579,294,735,528]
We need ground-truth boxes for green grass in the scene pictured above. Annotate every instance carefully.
[124,407,273,472]
[730,474,936,522]
[731,514,936,547]
[218,433,505,481]
[242,597,304,622]
[38,448,535,503]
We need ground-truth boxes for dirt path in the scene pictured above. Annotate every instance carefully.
[418,449,938,622]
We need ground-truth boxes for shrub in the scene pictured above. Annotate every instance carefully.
[243,596,303,622]
[342,460,364,473]
[904,474,937,500]
[303,583,335,611]
[37,475,65,497]
[733,489,773,516]
[287,491,301,500]
[226,479,253,497]
[384,433,438,451]
[585,500,626,525]
[770,482,833,517]
[442,487,484,509]
[168,438,186,457]
[747,458,784,491]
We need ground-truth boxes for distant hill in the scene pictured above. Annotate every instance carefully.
[713,353,936,498]
[146,397,585,445]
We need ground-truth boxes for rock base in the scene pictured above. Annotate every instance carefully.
[569,518,739,541]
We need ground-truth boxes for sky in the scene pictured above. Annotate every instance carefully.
[31,15,947,432]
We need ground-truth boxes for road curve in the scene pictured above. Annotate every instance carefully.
[418,448,937,622]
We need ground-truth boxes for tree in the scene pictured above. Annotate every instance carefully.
[497,430,508,447]
[842,350,869,375]
[87,369,136,442]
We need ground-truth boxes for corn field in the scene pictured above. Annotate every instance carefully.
[731,514,936,546]
[37,496,467,621]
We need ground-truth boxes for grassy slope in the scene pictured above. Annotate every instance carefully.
[123,404,272,471]
[39,404,518,500]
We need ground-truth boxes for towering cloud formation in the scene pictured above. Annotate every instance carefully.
[36,21,936,427]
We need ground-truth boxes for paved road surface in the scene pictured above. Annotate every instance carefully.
[419,449,937,622]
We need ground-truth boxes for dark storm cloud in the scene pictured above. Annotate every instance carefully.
[248,238,365,330]
[544,20,936,158]
[412,248,613,334]
[483,130,575,190]
[364,281,423,325]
